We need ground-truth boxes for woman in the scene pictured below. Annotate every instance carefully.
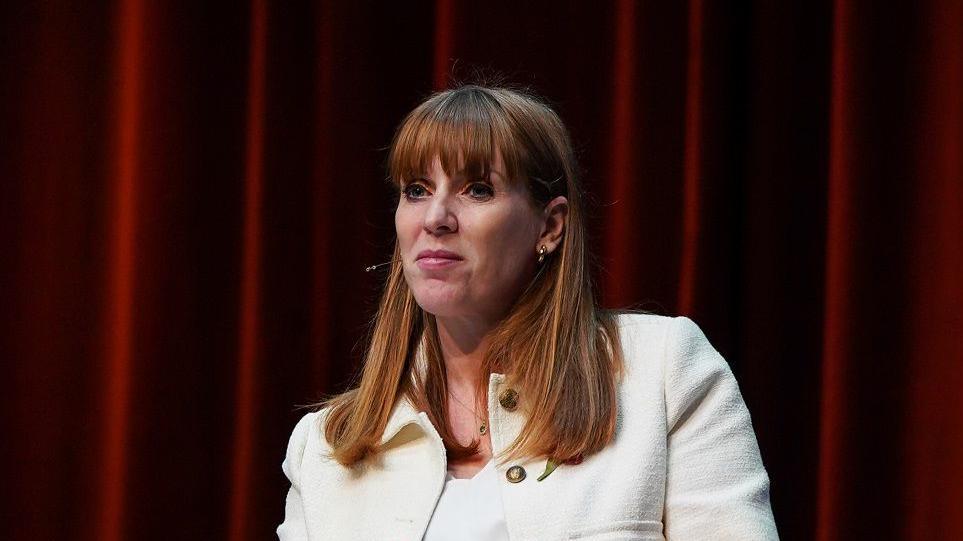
[277,84,778,540]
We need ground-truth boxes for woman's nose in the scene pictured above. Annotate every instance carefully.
[424,195,457,235]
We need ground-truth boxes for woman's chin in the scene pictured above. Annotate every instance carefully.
[412,289,469,317]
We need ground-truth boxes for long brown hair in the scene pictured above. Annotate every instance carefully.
[321,84,625,467]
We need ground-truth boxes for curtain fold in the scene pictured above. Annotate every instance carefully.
[1,1,960,539]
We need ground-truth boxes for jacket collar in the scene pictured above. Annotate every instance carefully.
[379,393,426,445]
[378,374,525,458]
[379,334,430,445]
[378,333,521,450]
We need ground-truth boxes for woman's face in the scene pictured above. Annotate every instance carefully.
[395,152,550,323]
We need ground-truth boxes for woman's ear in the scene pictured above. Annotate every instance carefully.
[538,196,568,252]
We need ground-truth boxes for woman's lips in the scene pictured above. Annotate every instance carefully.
[416,257,462,270]
[416,250,462,270]
[415,249,463,271]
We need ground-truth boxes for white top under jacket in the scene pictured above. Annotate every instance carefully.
[422,458,510,540]
[276,313,779,540]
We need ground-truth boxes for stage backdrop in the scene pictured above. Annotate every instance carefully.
[1,1,960,540]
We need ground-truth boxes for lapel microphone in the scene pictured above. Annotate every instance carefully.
[364,260,396,272]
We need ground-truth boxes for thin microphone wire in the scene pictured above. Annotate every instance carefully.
[364,260,398,272]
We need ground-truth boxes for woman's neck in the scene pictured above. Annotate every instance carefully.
[434,315,494,392]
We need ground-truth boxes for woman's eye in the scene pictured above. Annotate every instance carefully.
[467,183,494,199]
[402,183,428,199]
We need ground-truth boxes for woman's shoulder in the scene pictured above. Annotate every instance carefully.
[289,406,333,446]
[288,407,327,435]
[611,310,673,330]
[281,408,332,476]
[611,310,704,333]
[610,311,731,384]
[611,310,708,352]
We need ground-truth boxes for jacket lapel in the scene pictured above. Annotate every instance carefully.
[303,395,448,541]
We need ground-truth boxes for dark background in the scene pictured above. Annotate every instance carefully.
[1,1,961,540]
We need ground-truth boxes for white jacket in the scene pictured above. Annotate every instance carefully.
[277,314,778,540]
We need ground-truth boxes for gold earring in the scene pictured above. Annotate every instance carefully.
[537,245,547,264]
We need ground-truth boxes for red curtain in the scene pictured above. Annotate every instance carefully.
[1,1,960,539]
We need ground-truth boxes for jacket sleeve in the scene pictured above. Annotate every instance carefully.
[662,316,778,540]
[276,411,316,541]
